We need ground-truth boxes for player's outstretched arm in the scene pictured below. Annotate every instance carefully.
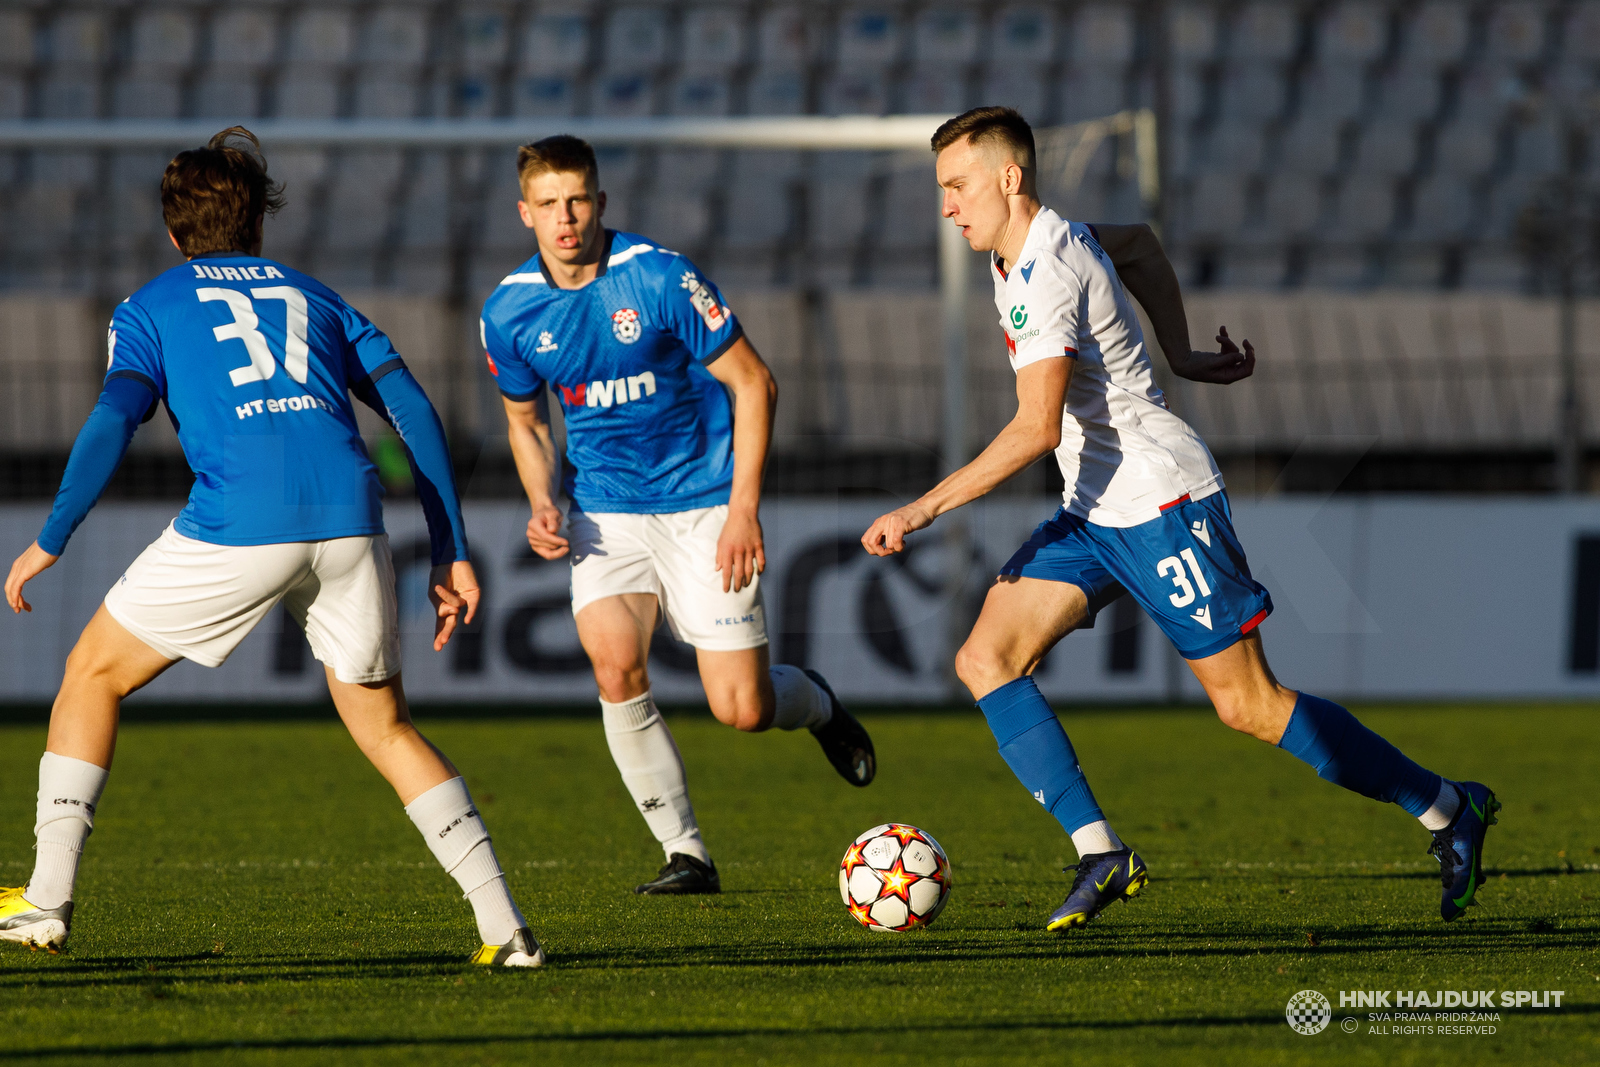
[5,542,59,614]
[705,337,777,593]
[1092,222,1256,385]
[502,393,569,560]
[862,358,1070,557]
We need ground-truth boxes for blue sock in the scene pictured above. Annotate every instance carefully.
[1277,693,1442,816]
[976,676,1105,835]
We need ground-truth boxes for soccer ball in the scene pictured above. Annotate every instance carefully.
[839,823,951,932]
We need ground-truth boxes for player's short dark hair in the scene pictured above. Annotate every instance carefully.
[161,126,284,257]
[931,106,1036,169]
[517,135,599,189]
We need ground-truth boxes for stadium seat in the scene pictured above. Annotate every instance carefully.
[286,10,356,66]
[518,10,593,77]
[835,6,904,69]
[902,69,967,114]
[1218,66,1288,123]
[910,7,980,66]
[1509,117,1564,178]
[1330,175,1398,240]
[115,7,195,119]
[1262,173,1322,238]
[0,11,34,71]
[1296,63,1368,123]
[638,191,713,252]
[261,150,330,254]
[1199,121,1266,175]
[47,11,108,67]
[1315,1,1387,64]
[354,74,422,120]
[360,6,430,70]
[1350,120,1419,177]
[1433,120,1500,179]
[807,151,874,255]
[38,77,99,120]
[1167,3,1218,62]
[112,76,182,120]
[980,68,1049,126]
[822,70,890,115]
[603,6,671,72]
[1561,2,1600,62]
[1482,176,1536,243]
[1405,173,1474,242]
[276,75,343,120]
[1276,118,1341,177]
[668,73,732,116]
[745,70,806,115]
[1227,2,1299,63]
[991,5,1057,65]
[441,72,499,119]
[681,6,750,71]
[457,7,512,69]
[593,72,656,117]
[1056,64,1128,123]
[1066,3,1135,67]
[1184,173,1248,239]
[511,76,578,117]
[1455,65,1529,128]
[1484,2,1549,65]
[756,6,810,69]
[1398,1,1469,67]
[724,151,800,250]
[210,9,279,68]
[0,77,22,120]
[1371,67,1443,124]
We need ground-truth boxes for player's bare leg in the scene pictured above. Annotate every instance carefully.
[953,575,1089,699]
[326,666,539,963]
[697,645,774,731]
[47,606,178,768]
[1182,631,1296,743]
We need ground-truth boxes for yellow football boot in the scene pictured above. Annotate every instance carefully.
[470,927,545,967]
[0,886,72,952]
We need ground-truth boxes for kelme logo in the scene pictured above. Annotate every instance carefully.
[1009,305,1028,330]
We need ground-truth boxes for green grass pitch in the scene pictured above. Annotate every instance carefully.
[1,705,1597,1065]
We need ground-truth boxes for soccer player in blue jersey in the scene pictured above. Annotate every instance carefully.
[481,136,876,895]
[0,129,542,965]
[863,108,1497,928]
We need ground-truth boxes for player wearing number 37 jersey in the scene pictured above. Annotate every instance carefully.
[862,108,1498,931]
[1,128,543,967]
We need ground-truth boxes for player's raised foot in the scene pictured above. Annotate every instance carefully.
[471,927,546,968]
[0,887,72,953]
[1428,781,1500,922]
[1046,848,1148,931]
[803,669,875,787]
[634,853,720,895]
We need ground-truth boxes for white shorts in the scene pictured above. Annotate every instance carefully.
[568,505,768,652]
[104,523,401,684]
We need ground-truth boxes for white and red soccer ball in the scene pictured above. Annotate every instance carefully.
[839,823,951,932]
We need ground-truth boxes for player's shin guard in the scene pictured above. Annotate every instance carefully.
[1277,692,1443,816]
[28,753,109,910]
[600,692,710,864]
[405,777,527,946]
[977,677,1119,854]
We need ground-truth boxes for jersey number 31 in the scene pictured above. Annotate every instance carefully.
[198,286,310,386]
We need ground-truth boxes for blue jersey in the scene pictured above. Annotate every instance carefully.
[107,251,401,546]
[480,230,744,514]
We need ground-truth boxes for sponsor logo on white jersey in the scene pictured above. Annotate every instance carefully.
[612,307,642,344]
[681,271,731,332]
[535,330,558,353]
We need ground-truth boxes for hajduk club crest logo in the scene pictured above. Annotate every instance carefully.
[1285,989,1332,1035]
[611,307,642,344]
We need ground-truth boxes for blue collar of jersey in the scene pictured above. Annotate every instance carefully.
[190,250,255,260]
[533,230,618,290]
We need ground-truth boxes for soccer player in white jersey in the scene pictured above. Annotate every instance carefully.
[863,108,1497,929]
[0,129,542,965]
[481,137,876,895]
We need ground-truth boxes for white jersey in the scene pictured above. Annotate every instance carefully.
[992,206,1222,528]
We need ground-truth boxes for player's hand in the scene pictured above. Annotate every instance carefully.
[5,542,59,614]
[526,504,569,560]
[861,504,934,557]
[429,560,480,652]
[1177,326,1255,384]
[716,507,765,593]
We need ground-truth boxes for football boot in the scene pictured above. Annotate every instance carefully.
[470,927,546,967]
[1428,781,1500,922]
[0,887,72,952]
[634,853,720,895]
[803,669,876,787]
[1046,848,1148,931]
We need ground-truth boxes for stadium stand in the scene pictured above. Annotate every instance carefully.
[1,1,1596,497]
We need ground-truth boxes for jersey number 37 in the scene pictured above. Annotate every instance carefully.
[198,286,310,387]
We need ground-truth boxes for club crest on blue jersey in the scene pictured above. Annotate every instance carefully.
[612,308,642,344]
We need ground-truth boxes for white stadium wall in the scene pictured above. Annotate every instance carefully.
[3,497,1600,705]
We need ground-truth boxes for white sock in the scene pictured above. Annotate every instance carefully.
[1069,820,1125,859]
[1418,779,1461,832]
[28,752,109,909]
[600,692,711,865]
[769,665,833,732]
[404,777,526,946]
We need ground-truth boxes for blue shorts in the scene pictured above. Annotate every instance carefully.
[999,491,1273,660]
